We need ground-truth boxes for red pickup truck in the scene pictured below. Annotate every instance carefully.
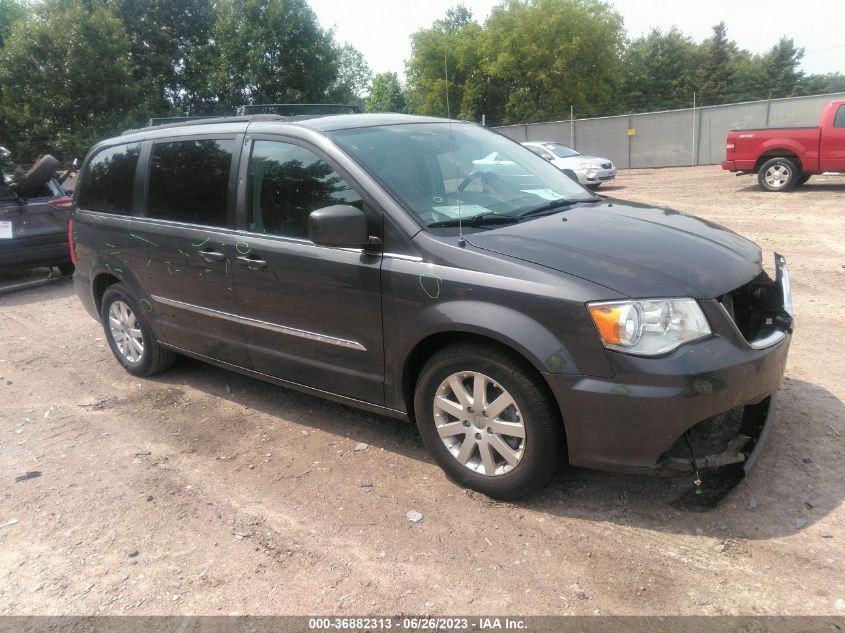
[722,100,845,191]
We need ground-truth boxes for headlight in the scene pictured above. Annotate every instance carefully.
[587,298,711,356]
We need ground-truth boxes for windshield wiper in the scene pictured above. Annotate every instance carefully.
[516,198,594,220]
[428,213,519,228]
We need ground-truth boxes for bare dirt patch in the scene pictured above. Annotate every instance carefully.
[1,166,843,615]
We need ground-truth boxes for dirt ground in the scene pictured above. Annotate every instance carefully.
[1,165,843,616]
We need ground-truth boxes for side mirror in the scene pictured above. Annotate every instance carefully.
[308,204,369,248]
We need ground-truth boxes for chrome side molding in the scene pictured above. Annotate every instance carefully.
[150,295,367,351]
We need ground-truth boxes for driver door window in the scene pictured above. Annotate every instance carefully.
[247,140,362,239]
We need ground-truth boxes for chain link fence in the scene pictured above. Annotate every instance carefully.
[493,92,845,169]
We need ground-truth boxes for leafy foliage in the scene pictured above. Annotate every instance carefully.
[367,72,406,113]
[0,0,138,160]
[329,43,373,105]
[406,0,625,125]
[0,0,842,161]
[617,28,702,112]
[211,0,339,109]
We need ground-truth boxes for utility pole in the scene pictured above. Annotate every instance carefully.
[570,105,574,147]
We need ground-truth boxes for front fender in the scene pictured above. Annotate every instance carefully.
[410,299,578,376]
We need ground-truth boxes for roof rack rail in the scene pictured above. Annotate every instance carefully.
[146,116,216,126]
[121,114,285,136]
[236,103,361,116]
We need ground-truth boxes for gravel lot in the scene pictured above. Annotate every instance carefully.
[1,165,843,616]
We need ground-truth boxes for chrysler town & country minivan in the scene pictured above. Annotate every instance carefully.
[71,113,793,499]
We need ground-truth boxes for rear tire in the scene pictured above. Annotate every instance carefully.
[100,284,174,377]
[758,157,799,192]
[413,343,565,500]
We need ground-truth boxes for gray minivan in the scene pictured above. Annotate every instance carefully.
[71,113,792,499]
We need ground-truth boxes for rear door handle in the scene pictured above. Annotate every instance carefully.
[237,255,267,270]
[199,249,226,262]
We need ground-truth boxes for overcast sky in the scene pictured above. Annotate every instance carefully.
[308,0,845,78]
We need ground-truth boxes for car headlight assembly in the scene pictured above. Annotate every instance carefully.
[587,298,711,356]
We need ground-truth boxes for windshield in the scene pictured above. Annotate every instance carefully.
[544,143,580,158]
[329,122,593,229]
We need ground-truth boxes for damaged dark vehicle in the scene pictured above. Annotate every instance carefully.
[0,146,75,274]
[70,114,792,501]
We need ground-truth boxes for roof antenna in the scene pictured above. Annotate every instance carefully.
[443,25,465,247]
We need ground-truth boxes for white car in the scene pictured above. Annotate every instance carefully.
[522,142,616,189]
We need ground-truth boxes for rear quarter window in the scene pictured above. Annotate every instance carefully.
[834,105,845,128]
[76,143,141,213]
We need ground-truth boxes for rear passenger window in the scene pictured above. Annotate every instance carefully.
[147,139,234,226]
[77,143,141,213]
[835,105,845,128]
[247,140,362,239]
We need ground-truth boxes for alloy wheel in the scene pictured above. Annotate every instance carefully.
[432,371,526,476]
[108,300,144,363]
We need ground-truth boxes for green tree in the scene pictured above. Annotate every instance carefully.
[405,5,489,120]
[211,0,339,110]
[483,0,625,122]
[0,0,138,160]
[696,22,736,105]
[0,0,26,48]
[108,0,216,114]
[0,0,28,148]
[366,72,406,112]
[793,72,845,96]
[328,43,372,105]
[618,27,702,111]
[760,37,804,98]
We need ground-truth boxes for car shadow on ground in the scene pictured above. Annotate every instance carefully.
[0,269,74,305]
[149,355,844,540]
[593,184,625,193]
[738,182,845,193]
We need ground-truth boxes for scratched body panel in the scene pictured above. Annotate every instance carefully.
[128,218,249,367]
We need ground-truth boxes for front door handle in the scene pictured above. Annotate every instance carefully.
[199,249,226,262]
[237,255,267,270]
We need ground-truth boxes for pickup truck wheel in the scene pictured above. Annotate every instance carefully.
[101,284,175,377]
[758,157,799,192]
[414,343,565,500]
[796,174,811,186]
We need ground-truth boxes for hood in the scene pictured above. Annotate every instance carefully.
[465,200,762,299]
[553,155,612,169]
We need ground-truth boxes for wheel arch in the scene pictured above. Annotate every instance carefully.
[401,328,567,435]
[754,149,803,172]
[92,271,122,316]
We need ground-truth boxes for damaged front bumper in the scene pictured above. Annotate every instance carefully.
[547,254,793,478]
[651,395,776,477]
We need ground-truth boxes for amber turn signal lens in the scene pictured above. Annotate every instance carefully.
[588,305,623,345]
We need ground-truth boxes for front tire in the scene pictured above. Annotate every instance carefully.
[758,157,799,192]
[413,343,565,500]
[100,284,175,377]
[796,174,811,186]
